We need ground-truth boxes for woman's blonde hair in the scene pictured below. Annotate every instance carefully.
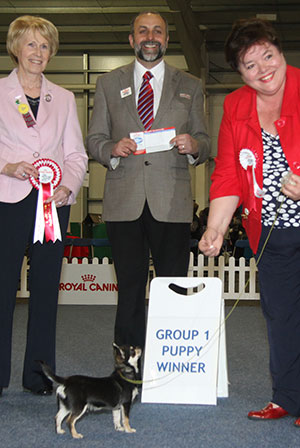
[6,15,59,64]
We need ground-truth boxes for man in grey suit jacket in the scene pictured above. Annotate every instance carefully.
[87,11,210,351]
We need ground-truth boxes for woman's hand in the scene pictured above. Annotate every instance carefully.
[199,227,224,257]
[282,172,300,201]
[45,185,71,207]
[1,161,38,180]
[198,196,240,257]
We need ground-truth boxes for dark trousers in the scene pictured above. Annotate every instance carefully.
[0,189,69,390]
[256,226,300,416]
[106,202,191,349]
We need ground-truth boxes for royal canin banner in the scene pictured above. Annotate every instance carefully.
[58,264,118,305]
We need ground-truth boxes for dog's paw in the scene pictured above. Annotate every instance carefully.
[115,425,125,432]
[125,427,136,433]
[72,432,84,439]
[56,428,65,435]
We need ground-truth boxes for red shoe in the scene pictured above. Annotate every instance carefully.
[248,402,289,420]
[294,417,300,427]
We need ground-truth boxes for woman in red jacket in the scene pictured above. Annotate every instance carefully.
[200,18,300,427]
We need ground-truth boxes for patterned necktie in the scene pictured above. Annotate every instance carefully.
[137,71,154,130]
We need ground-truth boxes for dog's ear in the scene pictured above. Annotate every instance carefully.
[112,342,126,362]
[112,342,122,355]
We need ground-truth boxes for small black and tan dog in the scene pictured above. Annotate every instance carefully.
[39,344,142,439]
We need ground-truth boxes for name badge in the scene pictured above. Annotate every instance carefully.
[120,87,132,98]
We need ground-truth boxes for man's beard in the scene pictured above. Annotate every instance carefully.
[134,40,167,62]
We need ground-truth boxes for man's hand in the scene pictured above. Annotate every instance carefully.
[170,134,198,157]
[111,138,137,158]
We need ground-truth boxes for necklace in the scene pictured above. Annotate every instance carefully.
[26,95,40,107]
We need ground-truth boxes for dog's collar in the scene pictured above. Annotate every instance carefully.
[118,371,143,385]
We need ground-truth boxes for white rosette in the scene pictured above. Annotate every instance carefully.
[239,149,264,198]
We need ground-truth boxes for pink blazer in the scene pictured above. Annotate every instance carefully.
[0,69,87,204]
[210,65,300,253]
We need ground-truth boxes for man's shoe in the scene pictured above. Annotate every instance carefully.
[248,402,289,420]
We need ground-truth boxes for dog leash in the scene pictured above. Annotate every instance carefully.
[120,194,287,387]
[224,193,286,322]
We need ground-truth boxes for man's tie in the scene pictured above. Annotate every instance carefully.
[137,71,154,130]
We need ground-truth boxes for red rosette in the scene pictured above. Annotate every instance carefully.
[29,158,61,190]
[29,159,62,244]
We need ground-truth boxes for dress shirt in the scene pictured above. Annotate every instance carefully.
[134,59,165,118]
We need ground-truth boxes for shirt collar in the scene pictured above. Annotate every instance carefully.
[134,59,165,82]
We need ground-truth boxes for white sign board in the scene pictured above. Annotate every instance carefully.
[142,277,228,405]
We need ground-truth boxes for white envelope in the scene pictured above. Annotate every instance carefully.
[130,127,176,155]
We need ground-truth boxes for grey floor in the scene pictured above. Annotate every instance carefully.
[1,303,300,448]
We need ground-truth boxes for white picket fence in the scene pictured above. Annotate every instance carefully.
[187,254,259,300]
[17,253,260,301]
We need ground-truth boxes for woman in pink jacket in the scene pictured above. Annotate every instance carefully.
[200,18,300,427]
[0,16,87,397]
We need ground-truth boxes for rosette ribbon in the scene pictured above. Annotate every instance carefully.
[30,159,62,244]
[239,149,264,213]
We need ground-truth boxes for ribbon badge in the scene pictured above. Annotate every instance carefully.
[15,96,36,128]
[239,149,264,199]
[29,159,62,244]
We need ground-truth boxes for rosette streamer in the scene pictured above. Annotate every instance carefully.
[30,159,62,243]
[239,149,264,212]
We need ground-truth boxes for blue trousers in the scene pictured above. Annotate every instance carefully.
[0,189,69,390]
[256,226,300,416]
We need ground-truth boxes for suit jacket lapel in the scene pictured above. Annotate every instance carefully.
[152,63,179,128]
[35,75,53,128]
[119,62,144,131]
[6,69,38,131]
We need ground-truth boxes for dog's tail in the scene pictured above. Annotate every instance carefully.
[38,360,66,385]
